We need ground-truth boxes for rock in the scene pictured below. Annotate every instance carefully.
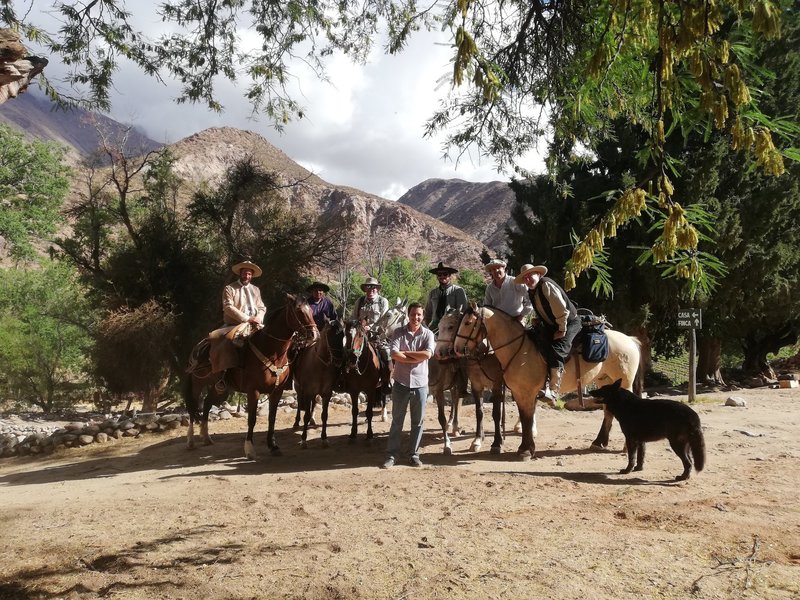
[83,425,101,435]
[65,422,85,431]
[144,422,160,431]
[158,413,180,423]
[725,396,747,407]
[95,432,109,443]
[134,414,158,426]
[78,435,94,446]
[122,428,140,437]
[165,420,181,429]
[111,429,124,439]
[118,419,135,430]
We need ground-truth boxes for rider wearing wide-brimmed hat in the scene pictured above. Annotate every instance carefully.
[305,281,338,329]
[515,263,580,401]
[210,260,268,392]
[351,276,392,394]
[424,261,468,332]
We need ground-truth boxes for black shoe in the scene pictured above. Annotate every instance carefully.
[380,383,392,395]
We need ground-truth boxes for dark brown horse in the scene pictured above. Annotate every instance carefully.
[184,294,319,459]
[342,320,384,443]
[291,318,346,448]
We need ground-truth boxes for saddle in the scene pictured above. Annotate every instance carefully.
[525,309,610,364]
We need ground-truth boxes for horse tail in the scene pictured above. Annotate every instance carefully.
[631,337,644,396]
[183,374,199,421]
[690,417,706,473]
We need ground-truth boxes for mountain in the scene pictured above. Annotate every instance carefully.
[167,128,490,272]
[397,178,518,254]
[0,92,162,163]
[1,92,489,273]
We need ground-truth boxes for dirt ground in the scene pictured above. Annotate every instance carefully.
[1,386,798,600]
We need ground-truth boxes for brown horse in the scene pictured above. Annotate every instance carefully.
[454,304,642,460]
[432,310,509,454]
[184,294,319,459]
[291,318,346,449]
[342,320,385,443]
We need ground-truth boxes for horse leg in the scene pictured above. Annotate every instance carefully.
[201,391,215,446]
[470,390,484,452]
[380,391,389,422]
[364,389,375,443]
[348,387,359,443]
[591,406,615,449]
[490,387,503,454]
[515,398,537,460]
[301,396,315,450]
[435,389,452,455]
[320,392,331,448]
[244,390,259,460]
[293,403,302,430]
[266,388,282,456]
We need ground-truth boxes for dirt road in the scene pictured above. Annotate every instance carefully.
[1,387,798,599]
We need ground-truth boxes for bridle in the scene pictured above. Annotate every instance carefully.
[344,321,370,375]
[264,300,319,347]
[454,307,526,371]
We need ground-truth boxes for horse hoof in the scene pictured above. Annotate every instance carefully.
[244,441,257,460]
[300,441,308,450]
[443,447,453,456]
[203,437,214,446]
[186,442,195,450]
[490,446,502,455]
[517,450,533,461]
[469,443,480,452]
[590,442,606,451]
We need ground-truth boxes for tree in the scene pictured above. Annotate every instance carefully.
[5,1,795,292]
[0,124,70,260]
[0,261,93,411]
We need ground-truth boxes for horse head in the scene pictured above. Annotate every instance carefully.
[325,318,347,363]
[343,319,368,370]
[434,308,462,359]
[286,293,320,348]
[454,302,486,358]
[376,301,409,341]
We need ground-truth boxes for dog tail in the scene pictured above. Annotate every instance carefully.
[690,425,706,473]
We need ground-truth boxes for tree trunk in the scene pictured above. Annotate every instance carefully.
[141,389,157,413]
[742,324,798,379]
[697,336,725,385]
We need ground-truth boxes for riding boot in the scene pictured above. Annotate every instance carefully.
[538,366,564,405]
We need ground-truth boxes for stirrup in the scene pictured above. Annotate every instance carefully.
[214,378,226,394]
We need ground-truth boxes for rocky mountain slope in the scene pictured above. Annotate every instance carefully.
[398,178,518,253]
[1,91,490,272]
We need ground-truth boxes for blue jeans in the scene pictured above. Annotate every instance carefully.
[386,382,428,460]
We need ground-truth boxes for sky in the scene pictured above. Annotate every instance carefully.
[26,12,545,200]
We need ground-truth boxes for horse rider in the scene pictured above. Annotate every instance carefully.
[209,260,267,393]
[351,276,392,394]
[483,258,533,322]
[306,281,338,329]
[424,261,468,332]
[515,263,581,401]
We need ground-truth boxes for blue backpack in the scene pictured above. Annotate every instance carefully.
[579,310,609,363]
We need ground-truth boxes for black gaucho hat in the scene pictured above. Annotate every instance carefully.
[429,261,458,276]
[306,281,330,293]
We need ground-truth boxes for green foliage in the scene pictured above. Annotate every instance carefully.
[0,261,93,411]
[0,125,70,260]
[376,256,432,306]
[456,269,488,305]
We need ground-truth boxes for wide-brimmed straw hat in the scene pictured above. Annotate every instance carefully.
[429,261,459,276]
[514,263,548,284]
[306,281,330,293]
[484,258,507,271]
[360,276,382,291]
[231,260,263,278]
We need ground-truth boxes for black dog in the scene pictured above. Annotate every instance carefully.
[590,379,706,481]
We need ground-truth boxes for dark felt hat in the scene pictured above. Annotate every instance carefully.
[429,261,458,276]
[306,281,330,293]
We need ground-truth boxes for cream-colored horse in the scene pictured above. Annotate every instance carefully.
[454,304,641,459]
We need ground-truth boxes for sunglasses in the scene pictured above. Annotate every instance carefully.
[364,285,379,290]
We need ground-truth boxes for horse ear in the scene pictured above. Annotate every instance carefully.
[613,378,622,389]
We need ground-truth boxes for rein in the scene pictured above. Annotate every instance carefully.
[458,308,526,372]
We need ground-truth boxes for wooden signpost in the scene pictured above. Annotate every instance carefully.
[677,309,702,402]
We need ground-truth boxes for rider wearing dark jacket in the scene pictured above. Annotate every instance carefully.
[515,264,581,400]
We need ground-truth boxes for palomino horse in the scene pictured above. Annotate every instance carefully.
[184,294,319,459]
[433,310,510,454]
[291,318,346,449]
[454,304,641,459]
